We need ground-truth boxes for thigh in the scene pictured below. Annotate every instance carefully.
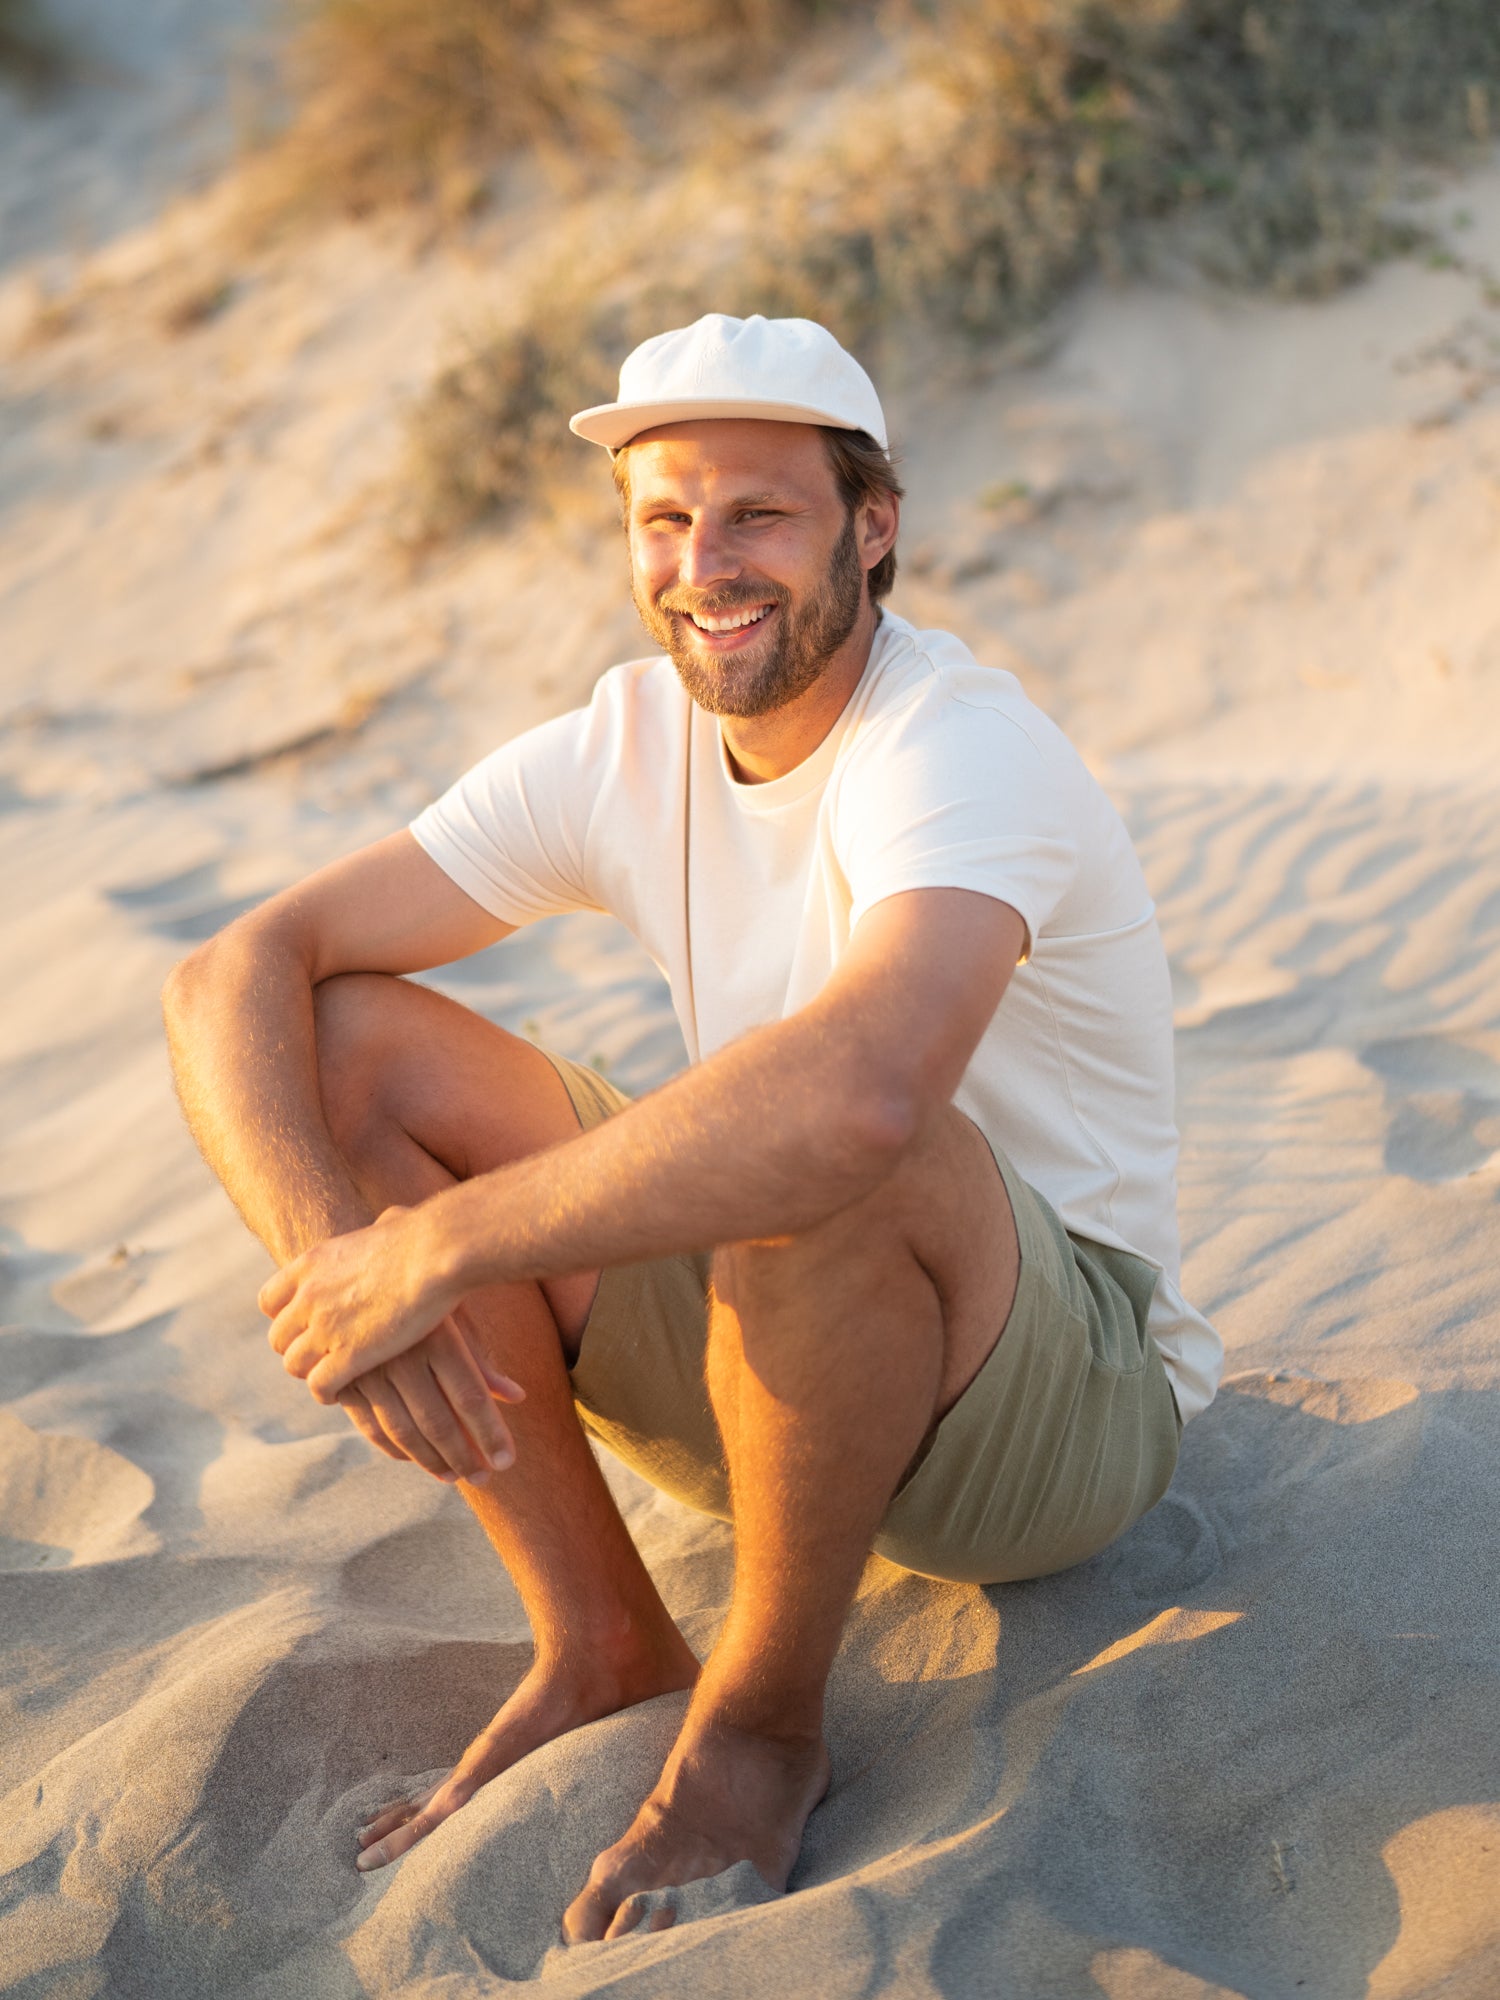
[541,1052,729,1519]
[316,971,584,1173]
[841,1103,1022,1419]
[877,1151,1180,1586]
[313,971,596,1338]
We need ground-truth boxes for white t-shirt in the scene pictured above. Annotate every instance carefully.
[411,613,1221,1421]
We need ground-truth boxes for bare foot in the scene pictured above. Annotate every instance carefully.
[355,1632,699,1871]
[561,1709,831,1942]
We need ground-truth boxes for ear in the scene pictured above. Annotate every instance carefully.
[856,489,900,576]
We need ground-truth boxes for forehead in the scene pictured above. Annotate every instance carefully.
[621,418,838,506]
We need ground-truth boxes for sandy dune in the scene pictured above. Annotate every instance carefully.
[2,13,1500,1991]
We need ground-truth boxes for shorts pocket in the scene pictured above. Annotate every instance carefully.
[1072,1241,1158,1378]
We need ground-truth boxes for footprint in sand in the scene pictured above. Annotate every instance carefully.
[49,1244,159,1325]
[1359,1035,1500,1182]
[1088,1488,1226,1604]
[0,1408,157,1568]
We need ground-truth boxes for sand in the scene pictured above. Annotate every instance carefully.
[3,12,1500,1993]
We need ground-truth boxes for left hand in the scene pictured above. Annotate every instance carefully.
[261,1204,507,1404]
[337,1313,525,1482]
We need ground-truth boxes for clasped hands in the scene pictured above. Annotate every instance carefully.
[259,1204,525,1484]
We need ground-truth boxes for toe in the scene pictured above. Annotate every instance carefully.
[356,1801,443,1870]
[361,1780,437,1834]
[357,1803,415,1847]
[603,1890,678,1939]
[562,1882,613,1944]
[603,1893,648,1941]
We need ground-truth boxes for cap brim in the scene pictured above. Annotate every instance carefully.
[569,396,885,452]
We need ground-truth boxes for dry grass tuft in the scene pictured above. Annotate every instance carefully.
[255,0,846,224]
[397,0,1500,540]
[0,0,67,92]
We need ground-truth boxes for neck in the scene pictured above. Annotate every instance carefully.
[719,600,881,785]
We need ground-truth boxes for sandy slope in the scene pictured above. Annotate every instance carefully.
[2,17,1500,1991]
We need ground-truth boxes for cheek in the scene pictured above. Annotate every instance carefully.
[629,542,672,603]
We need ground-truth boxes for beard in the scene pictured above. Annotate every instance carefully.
[634,511,865,719]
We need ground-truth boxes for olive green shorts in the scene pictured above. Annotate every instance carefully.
[548,1052,1182,1587]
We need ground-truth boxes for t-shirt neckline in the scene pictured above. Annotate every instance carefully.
[710,614,894,815]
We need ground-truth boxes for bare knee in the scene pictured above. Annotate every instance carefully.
[710,1149,918,1311]
[709,1107,1015,1402]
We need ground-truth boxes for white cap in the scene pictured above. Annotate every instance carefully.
[569,313,888,452]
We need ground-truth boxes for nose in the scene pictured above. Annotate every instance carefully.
[678,514,741,592]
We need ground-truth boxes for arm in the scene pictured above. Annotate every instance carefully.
[263,887,1027,1398]
[164,831,524,1467]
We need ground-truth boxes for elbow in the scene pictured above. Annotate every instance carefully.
[161,941,211,1028]
[161,931,237,1039]
[820,1081,922,1187]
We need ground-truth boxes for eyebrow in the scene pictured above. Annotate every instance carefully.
[634,489,793,513]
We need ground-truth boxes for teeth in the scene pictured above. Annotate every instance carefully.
[688,605,773,633]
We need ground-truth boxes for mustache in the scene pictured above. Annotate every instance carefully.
[655,582,788,619]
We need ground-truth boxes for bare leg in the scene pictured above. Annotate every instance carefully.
[563,1107,1018,1940]
[309,974,699,1870]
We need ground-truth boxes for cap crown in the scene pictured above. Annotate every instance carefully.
[570,312,887,450]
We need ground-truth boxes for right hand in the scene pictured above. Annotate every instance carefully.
[334,1309,525,1483]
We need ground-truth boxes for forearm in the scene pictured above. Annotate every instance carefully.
[163,925,372,1264]
[422,1005,913,1294]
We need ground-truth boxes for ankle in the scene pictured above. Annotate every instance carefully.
[687,1673,825,1754]
[534,1605,697,1698]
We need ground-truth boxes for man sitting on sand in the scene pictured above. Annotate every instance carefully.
[163,312,1220,1942]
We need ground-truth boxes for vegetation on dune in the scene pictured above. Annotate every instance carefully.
[260,0,847,220]
[0,0,66,90]
[397,0,1500,539]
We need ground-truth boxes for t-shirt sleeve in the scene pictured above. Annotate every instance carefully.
[409,704,603,926]
[835,687,1079,951]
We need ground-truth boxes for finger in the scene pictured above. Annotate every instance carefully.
[360,1372,458,1480]
[385,1354,491,1482]
[337,1386,408,1463]
[476,1357,527,1404]
[281,1329,327,1385]
[425,1341,515,1471]
[266,1302,305,1359]
[451,1306,526,1404]
[304,1348,358,1405]
[306,1354,351,1405]
[258,1266,297,1320]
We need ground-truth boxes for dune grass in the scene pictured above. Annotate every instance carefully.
[258,0,846,221]
[392,0,1500,539]
[0,0,66,91]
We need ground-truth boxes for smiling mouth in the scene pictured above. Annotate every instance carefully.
[681,603,776,634]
